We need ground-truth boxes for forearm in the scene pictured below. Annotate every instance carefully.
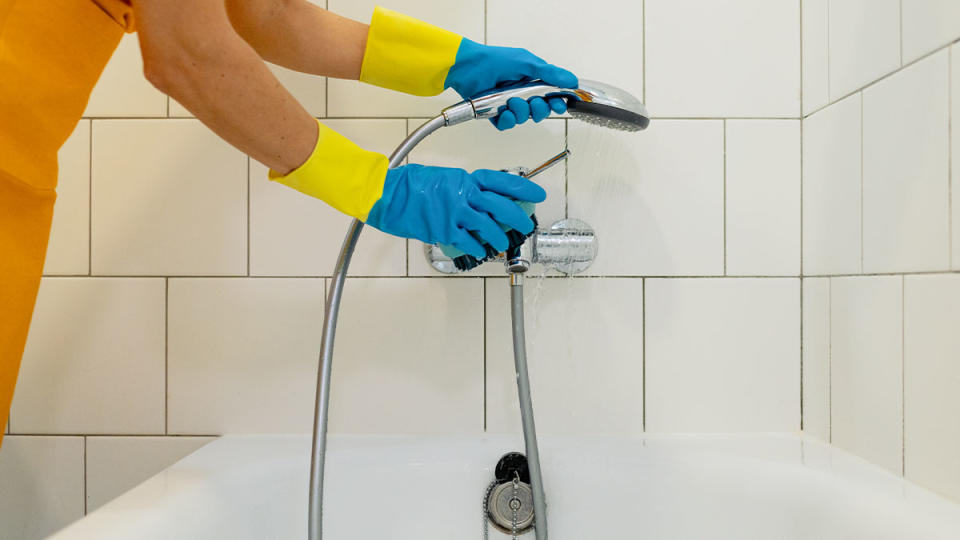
[225,0,368,80]
[135,0,316,174]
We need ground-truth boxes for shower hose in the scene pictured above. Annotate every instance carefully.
[308,115,548,540]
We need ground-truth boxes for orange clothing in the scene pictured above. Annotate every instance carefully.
[0,0,133,447]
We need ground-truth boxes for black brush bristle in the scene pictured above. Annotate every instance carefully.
[451,214,539,272]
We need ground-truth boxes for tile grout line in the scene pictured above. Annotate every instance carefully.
[88,120,93,276]
[901,274,906,477]
[482,278,487,432]
[642,0,646,104]
[164,277,169,435]
[828,277,832,443]
[799,277,804,431]
[564,119,569,219]
[641,278,646,432]
[799,0,805,430]
[949,45,954,268]
[898,0,904,67]
[83,436,88,515]
[723,119,728,276]
[247,157,251,277]
[826,0,832,104]
[36,270,960,279]
[805,41,954,119]
[860,92,865,274]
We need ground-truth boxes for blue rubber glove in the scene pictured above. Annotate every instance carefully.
[444,39,579,131]
[365,164,547,259]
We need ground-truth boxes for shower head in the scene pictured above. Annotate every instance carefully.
[441,79,649,132]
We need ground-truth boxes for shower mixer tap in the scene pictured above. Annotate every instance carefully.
[425,218,598,276]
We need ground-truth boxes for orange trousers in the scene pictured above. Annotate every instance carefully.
[0,0,132,447]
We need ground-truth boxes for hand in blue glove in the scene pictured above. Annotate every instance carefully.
[445,39,579,131]
[364,164,547,259]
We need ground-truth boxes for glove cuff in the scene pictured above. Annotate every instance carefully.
[359,6,462,97]
[268,119,389,221]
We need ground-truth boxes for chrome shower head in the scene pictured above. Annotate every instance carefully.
[441,79,649,132]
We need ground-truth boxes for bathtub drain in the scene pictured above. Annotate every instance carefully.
[484,472,534,538]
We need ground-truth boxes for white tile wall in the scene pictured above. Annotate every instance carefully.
[802,93,862,275]
[406,118,566,277]
[249,119,408,277]
[11,278,165,434]
[86,436,214,511]
[645,278,800,432]
[802,278,830,441]
[802,0,830,115]
[830,276,903,475]
[167,278,325,434]
[568,120,724,276]
[903,274,960,500]
[953,44,960,270]
[326,0,483,118]
[725,120,801,276]
[828,0,901,100]
[485,278,644,435]
[901,0,960,64]
[645,0,800,117]
[0,436,85,540]
[84,34,167,118]
[91,120,248,276]
[45,121,90,276]
[486,0,643,103]
[862,50,950,273]
[327,278,484,434]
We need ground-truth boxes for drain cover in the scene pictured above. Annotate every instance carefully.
[486,481,535,535]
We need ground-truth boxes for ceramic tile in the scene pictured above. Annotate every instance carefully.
[901,0,960,63]
[802,278,830,441]
[84,34,167,117]
[830,276,903,474]
[828,0,901,99]
[802,0,830,115]
[645,278,800,432]
[328,278,484,434]
[45,121,90,275]
[91,120,247,275]
[86,436,214,511]
[862,51,950,273]
[0,436,84,540]
[903,274,960,501]
[326,0,483,117]
[485,277,644,435]
[249,119,408,276]
[567,120,724,276]
[725,120,801,276]
[486,0,643,103]
[11,278,165,434]
[406,118,567,277]
[167,278,325,434]
[802,93,862,275]
[645,0,800,117]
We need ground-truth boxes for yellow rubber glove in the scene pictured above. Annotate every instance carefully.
[358,7,578,129]
[269,120,546,258]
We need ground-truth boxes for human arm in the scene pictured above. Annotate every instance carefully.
[133,0,544,258]
[224,2,578,130]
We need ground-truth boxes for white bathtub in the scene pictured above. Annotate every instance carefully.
[49,433,960,539]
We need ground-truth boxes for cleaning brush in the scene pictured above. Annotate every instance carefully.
[439,150,570,272]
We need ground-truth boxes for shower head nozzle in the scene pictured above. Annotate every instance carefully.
[442,79,649,132]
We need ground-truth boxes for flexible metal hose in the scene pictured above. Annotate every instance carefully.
[308,116,447,540]
[510,275,548,540]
